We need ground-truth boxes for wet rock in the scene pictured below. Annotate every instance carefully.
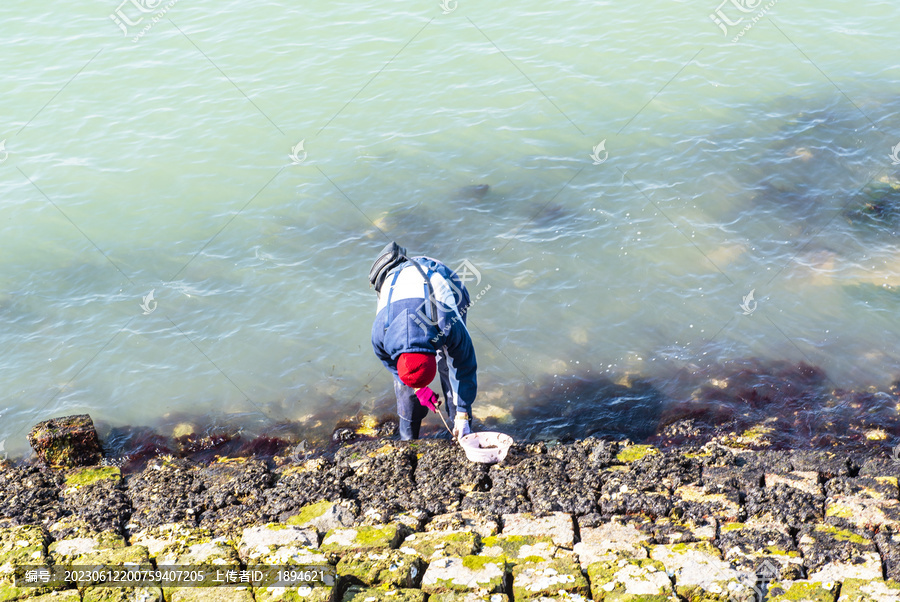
[717,521,804,581]
[672,483,743,522]
[337,549,425,588]
[413,441,490,516]
[511,557,589,601]
[398,531,480,561]
[260,458,345,523]
[507,456,596,516]
[27,414,103,468]
[858,457,899,478]
[788,450,851,479]
[649,541,755,601]
[634,516,717,544]
[745,482,824,526]
[421,556,508,595]
[837,577,900,601]
[60,466,131,535]
[875,530,900,582]
[598,467,671,519]
[573,520,652,568]
[501,513,574,548]
[321,524,407,555]
[797,524,881,578]
[766,470,823,496]
[342,585,425,602]
[826,476,898,499]
[767,579,838,602]
[285,500,357,535]
[0,464,66,527]
[584,557,674,601]
[126,457,204,528]
[426,512,500,538]
[338,442,422,520]
[197,457,274,539]
[480,535,557,566]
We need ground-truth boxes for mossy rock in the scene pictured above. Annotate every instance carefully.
[27,414,103,468]
[512,557,590,600]
[615,445,658,464]
[287,501,334,526]
[766,580,838,602]
[255,584,333,602]
[322,525,406,554]
[811,524,872,546]
[23,590,83,602]
[0,525,47,566]
[480,535,556,566]
[82,586,164,602]
[429,594,509,602]
[341,585,425,602]
[398,531,480,561]
[49,532,127,564]
[586,557,673,601]
[64,466,121,490]
[169,588,256,602]
[421,556,508,594]
[838,577,900,601]
[129,524,214,559]
[337,550,425,588]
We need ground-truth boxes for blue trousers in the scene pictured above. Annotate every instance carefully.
[395,349,464,440]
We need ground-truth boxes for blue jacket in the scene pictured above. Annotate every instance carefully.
[371,256,477,415]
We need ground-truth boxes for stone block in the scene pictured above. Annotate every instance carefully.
[649,542,755,601]
[427,512,499,539]
[27,414,102,468]
[341,585,425,602]
[421,556,508,594]
[838,577,900,602]
[286,501,356,534]
[239,524,319,559]
[585,557,675,601]
[337,550,425,588]
[765,472,823,496]
[825,496,900,530]
[481,535,557,566]
[767,580,838,602]
[575,520,652,569]
[512,557,589,601]
[169,588,256,602]
[398,531,480,561]
[322,525,406,554]
[501,514,574,548]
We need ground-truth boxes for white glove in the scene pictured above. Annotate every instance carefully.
[453,412,472,440]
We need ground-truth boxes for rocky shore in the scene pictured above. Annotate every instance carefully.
[3,435,900,602]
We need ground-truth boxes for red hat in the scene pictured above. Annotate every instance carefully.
[397,353,437,389]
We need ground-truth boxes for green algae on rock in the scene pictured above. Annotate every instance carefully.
[341,585,425,602]
[765,579,838,602]
[480,535,557,567]
[838,577,900,601]
[63,466,121,490]
[399,530,480,561]
[615,445,658,464]
[322,525,407,555]
[336,549,425,588]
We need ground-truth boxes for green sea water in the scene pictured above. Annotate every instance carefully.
[1,0,899,454]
